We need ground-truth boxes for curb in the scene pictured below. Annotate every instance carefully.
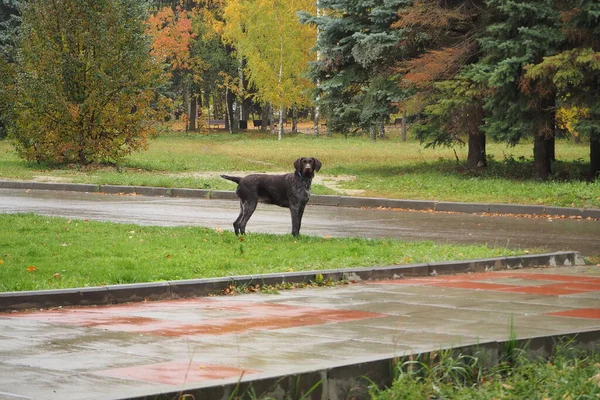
[1,180,599,219]
[0,251,582,311]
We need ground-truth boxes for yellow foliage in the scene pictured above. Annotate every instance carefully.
[556,106,588,138]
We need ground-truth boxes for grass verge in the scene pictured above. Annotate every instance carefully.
[0,213,523,292]
[371,339,600,399]
[1,130,598,208]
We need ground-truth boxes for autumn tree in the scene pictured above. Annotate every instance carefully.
[223,0,316,140]
[147,5,203,130]
[395,0,489,167]
[13,0,165,165]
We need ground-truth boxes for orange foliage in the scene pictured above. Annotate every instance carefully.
[399,44,474,89]
[147,7,197,72]
[393,0,468,31]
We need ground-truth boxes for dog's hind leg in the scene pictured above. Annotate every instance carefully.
[233,200,244,235]
[237,200,257,235]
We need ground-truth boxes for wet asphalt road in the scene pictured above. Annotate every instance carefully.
[1,188,599,256]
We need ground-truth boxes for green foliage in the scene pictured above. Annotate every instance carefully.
[415,65,487,149]
[300,0,408,135]
[476,0,563,145]
[12,0,166,165]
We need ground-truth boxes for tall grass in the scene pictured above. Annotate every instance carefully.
[371,339,600,399]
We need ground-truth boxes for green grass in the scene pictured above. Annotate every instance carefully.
[1,129,598,207]
[0,213,523,292]
[371,340,600,399]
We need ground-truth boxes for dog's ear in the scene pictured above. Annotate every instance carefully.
[293,158,303,172]
[312,158,322,172]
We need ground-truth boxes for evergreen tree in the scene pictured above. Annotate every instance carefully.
[0,0,20,61]
[300,0,408,138]
[0,0,21,139]
[475,0,563,179]
[522,0,600,178]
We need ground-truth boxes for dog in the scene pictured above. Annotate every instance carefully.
[221,157,322,237]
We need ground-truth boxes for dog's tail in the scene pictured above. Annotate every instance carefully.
[220,175,242,184]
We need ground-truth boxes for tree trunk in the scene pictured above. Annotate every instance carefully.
[183,80,190,132]
[369,125,376,141]
[591,136,600,180]
[278,104,283,140]
[313,105,320,137]
[189,94,197,132]
[546,134,555,162]
[292,104,298,133]
[378,119,385,139]
[269,104,275,135]
[401,109,407,142]
[467,131,487,169]
[225,89,234,134]
[533,134,551,180]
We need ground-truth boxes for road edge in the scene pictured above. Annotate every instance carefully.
[1,180,599,219]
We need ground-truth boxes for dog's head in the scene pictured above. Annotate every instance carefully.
[294,157,322,178]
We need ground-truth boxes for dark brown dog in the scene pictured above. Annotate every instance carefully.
[221,157,322,237]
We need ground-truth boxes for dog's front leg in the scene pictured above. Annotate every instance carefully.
[289,202,306,237]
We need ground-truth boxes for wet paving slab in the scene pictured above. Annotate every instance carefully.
[2,265,600,399]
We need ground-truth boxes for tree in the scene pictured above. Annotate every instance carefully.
[147,5,203,131]
[397,0,489,167]
[223,0,316,140]
[0,0,21,139]
[475,0,563,180]
[522,0,600,178]
[300,0,408,139]
[13,0,165,165]
[415,64,488,168]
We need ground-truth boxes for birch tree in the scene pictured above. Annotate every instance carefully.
[223,0,316,140]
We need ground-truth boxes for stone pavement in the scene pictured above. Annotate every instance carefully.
[2,264,600,400]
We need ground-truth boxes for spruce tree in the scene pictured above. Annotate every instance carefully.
[0,0,21,139]
[522,0,600,178]
[300,0,409,138]
[476,0,563,179]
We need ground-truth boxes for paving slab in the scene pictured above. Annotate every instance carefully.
[2,265,600,399]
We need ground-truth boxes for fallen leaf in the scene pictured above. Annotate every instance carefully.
[27,266,37,272]
[166,254,172,259]
[0,259,3,265]
[53,273,61,279]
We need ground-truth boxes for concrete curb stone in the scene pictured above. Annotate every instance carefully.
[0,251,580,311]
[32,182,100,193]
[133,186,171,197]
[384,198,437,211]
[310,194,341,206]
[99,184,135,194]
[435,201,490,213]
[171,188,211,198]
[489,203,546,215]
